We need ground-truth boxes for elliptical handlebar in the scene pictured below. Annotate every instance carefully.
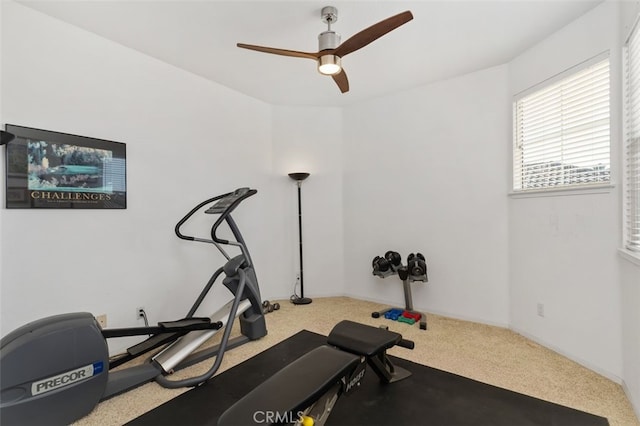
[208,188,257,245]
[174,192,231,241]
[174,188,257,245]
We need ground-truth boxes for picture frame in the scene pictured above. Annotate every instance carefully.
[4,125,127,209]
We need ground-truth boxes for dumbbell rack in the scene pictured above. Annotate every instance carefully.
[371,255,428,330]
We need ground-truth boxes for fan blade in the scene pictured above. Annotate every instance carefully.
[332,69,349,93]
[237,43,319,60]
[334,11,413,58]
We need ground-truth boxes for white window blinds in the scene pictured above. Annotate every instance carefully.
[625,21,640,254]
[513,58,610,192]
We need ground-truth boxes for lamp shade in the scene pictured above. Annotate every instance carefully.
[288,172,310,181]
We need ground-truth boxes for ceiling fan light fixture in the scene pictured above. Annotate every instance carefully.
[318,54,341,75]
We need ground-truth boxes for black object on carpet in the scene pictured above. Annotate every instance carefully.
[127,330,608,426]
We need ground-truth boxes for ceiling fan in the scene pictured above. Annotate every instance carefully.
[237,6,413,94]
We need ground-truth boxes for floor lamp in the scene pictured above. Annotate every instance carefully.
[288,172,312,305]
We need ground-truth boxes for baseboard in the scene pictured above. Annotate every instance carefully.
[342,292,510,328]
[266,292,341,303]
[621,380,640,421]
[511,326,623,385]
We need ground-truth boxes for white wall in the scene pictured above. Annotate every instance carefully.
[271,106,344,300]
[342,65,511,327]
[0,2,287,353]
[508,2,622,381]
[620,253,640,417]
[620,0,640,418]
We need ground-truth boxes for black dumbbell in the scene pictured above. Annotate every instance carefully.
[262,300,281,314]
[384,251,402,268]
[372,255,390,273]
[407,253,427,277]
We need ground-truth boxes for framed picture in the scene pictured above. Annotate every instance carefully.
[4,125,126,209]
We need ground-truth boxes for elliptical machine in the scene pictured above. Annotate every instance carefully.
[0,187,267,425]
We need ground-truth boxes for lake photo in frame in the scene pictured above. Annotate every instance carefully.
[4,125,126,209]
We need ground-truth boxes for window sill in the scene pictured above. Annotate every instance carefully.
[618,248,640,267]
[508,184,614,199]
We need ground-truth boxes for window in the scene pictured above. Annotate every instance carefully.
[513,57,610,192]
[625,20,640,254]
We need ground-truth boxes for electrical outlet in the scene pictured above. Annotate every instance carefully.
[96,314,107,328]
[537,303,545,317]
[137,307,146,320]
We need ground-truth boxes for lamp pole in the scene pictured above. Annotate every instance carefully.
[288,172,311,305]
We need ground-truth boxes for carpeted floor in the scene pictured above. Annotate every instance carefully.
[73,297,639,426]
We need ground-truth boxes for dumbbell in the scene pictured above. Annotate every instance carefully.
[384,251,402,270]
[402,311,422,321]
[372,255,391,273]
[384,308,403,321]
[397,316,416,325]
[262,300,281,314]
[407,253,427,279]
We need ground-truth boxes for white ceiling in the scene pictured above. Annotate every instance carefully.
[18,0,603,107]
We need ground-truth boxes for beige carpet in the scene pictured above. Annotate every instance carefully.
[74,297,639,426]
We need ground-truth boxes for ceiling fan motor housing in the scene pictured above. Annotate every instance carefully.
[318,31,340,51]
[317,29,342,75]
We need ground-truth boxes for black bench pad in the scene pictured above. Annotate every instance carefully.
[218,345,360,426]
[327,320,401,357]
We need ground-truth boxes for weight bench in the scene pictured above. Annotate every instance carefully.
[218,320,413,426]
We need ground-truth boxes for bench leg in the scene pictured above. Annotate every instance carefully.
[299,382,341,426]
[368,351,412,384]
